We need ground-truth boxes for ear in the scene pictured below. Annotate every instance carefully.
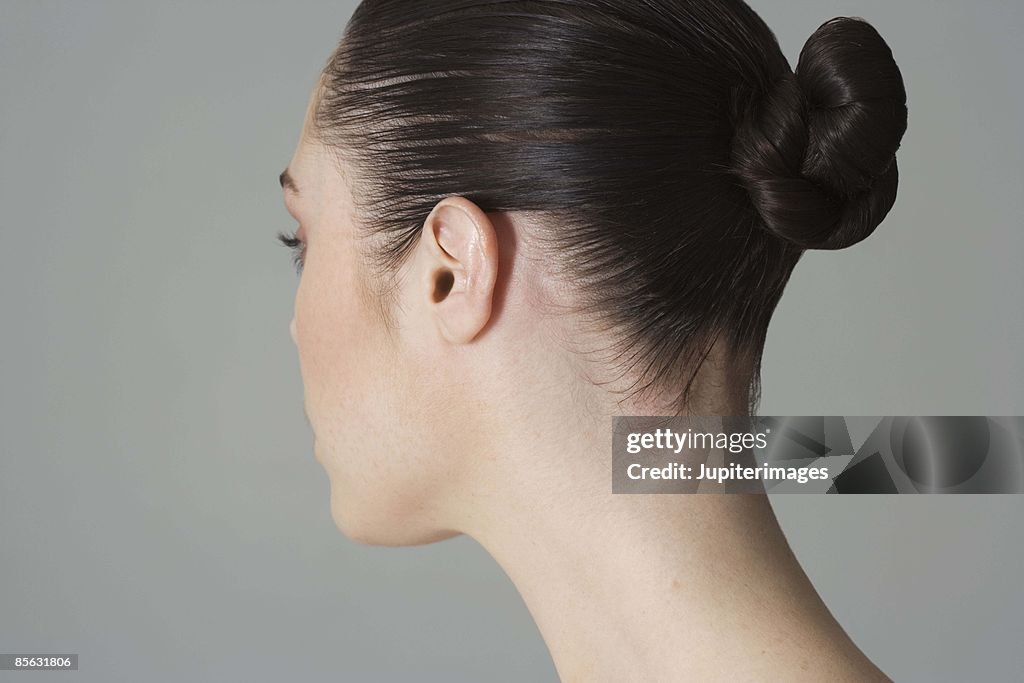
[419,196,499,344]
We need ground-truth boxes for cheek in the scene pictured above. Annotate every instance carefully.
[294,253,377,411]
[293,244,407,480]
[293,253,428,520]
[292,247,454,544]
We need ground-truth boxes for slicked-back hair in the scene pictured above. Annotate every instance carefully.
[313,1,907,414]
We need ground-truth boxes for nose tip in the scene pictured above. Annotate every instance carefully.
[289,317,297,345]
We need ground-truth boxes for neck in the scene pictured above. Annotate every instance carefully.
[457,387,889,682]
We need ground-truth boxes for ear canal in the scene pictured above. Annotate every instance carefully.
[432,269,455,303]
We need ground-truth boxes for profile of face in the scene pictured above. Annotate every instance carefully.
[273,8,909,680]
[282,7,907,551]
[281,84,521,548]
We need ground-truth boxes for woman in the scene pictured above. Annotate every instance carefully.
[278,1,906,680]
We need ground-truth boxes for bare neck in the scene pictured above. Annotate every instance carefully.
[460,433,888,682]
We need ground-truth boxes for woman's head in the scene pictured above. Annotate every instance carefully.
[282,0,906,544]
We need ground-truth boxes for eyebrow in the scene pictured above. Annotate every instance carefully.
[279,168,299,194]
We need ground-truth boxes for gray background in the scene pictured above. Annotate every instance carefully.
[1,1,1021,681]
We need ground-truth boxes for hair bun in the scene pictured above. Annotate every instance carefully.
[731,17,908,250]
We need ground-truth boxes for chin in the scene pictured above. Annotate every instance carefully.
[327,481,461,547]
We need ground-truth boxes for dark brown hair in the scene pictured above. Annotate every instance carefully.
[313,1,908,414]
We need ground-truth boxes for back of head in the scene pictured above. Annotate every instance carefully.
[731,16,908,249]
[315,0,908,413]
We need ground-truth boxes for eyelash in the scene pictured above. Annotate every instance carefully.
[276,229,306,275]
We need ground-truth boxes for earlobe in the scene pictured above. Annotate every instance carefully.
[421,197,499,344]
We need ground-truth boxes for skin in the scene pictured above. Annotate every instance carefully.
[282,82,891,682]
